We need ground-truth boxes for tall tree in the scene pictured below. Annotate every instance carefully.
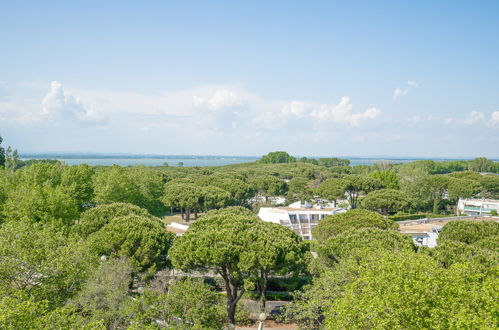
[170,207,306,326]
[0,135,5,167]
[368,170,400,189]
[315,178,347,206]
[259,151,296,164]
[362,189,412,214]
[342,175,383,209]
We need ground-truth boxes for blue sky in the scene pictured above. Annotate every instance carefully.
[1,1,498,157]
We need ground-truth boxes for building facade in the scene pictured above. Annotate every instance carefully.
[258,201,346,240]
[457,198,499,215]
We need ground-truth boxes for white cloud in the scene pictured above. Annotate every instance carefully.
[407,115,421,124]
[393,87,408,100]
[385,134,407,142]
[393,80,418,100]
[490,111,499,126]
[281,97,380,127]
[462,111,485,125]
[41,81,106,122]
[281,100,311,118]
[193,89,244,111]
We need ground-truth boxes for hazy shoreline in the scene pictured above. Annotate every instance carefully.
[19,154,497,167]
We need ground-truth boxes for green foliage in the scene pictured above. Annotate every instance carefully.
[73,257,134,328]
[478,174,499,198]
[202,185,232,209]
[315,178,346,202]
[1,163,85,226]
[321,251,497,329]
[249,175,287,196]
[0,135,5,167]
[93,165,166,215]
[2,184,79,226]
[427,240,498,271]
[170,207,306,324]
[342,174,383,208]
[60,164,95,211]
[85,214,174,275]
[259,151,296,164]
[75,202,155,237]
[285,249,498,329]
[361,189,412,214]
[447,177,481,202]
[287,176,313,202]
[161,181,204,213]
[467,157,496,172]
[438,220,499,245]
[316,228,415,264]
[0,221,96,306]
[313,209,398,241]
[368,169,400,189]
[0,294,100,330]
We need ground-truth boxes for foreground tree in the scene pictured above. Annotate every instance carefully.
[438,220,499,245]
[0,221,95,306]
[73,257,134,328]
[86,214,174,275]
[244,222,309,312]
[170,207,306,326]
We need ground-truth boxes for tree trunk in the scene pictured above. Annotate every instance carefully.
[220,267,244,328]
[194,208,198,219]
[186,209,191,221]
[257,272,268,313]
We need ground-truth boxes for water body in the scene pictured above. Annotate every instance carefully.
[20,154,481,167]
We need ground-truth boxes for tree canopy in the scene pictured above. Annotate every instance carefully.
[313,209,398,241]
[259,151,296,164]
[362,188,412,214]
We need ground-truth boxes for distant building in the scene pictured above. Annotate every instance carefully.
[247,196,286,205]
[258,201,346,240]
[398,215,499,247]
[457,198,499,216]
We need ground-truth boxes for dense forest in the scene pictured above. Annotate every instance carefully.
[0,144,498,329]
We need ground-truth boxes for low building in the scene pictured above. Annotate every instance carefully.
[258,201,346,240]
[457,198,499,215]
[398,215,499,247]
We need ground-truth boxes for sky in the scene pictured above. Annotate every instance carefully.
[1,0,498,158]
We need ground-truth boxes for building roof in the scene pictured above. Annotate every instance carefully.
[398,216,498,234]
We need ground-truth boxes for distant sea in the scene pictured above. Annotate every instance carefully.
[19,154,485,167]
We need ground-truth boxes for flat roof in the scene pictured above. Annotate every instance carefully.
[276,207,337,212]
[399,216,497,234]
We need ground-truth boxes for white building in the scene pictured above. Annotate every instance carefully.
[457,198,499,216]
[258,201,346,240]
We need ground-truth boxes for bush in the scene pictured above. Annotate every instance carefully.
[266,277,312,292]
